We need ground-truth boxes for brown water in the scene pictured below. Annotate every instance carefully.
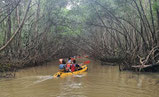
[0,59,159,97]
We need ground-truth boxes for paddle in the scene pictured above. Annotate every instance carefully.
[83,60,90,64]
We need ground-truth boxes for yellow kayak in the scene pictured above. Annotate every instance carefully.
[53,65,88,78]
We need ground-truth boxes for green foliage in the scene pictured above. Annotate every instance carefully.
[0,0,159,69]
[153,0,159,11]
[0,63,12,72]
[0,33,4,45]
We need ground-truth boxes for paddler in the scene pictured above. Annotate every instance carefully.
[59,59,66,72]
[71,60,76,72]
[59,59,63,64]
[65,57,72,72]
[71,57,75,62]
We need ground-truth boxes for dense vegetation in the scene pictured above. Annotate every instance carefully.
[0,0,159,75]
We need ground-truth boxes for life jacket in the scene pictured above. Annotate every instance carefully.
[65,64,71,71]
[71,64,75,72]
[66,64,71,68]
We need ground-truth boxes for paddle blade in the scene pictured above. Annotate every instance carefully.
[84,60,90,64]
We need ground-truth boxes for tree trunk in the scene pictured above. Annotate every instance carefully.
[149,0,156,45]
[0,0,32,52]
[5,5,12,56]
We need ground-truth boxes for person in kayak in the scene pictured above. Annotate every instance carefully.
[67,57,72,63]
[59,59,66,72]
[71,57,75,62]
[66,63,71,72]
[75,64,82,70]
[71,60,76,72]
[65,57,72,72]
[72,60,83,71]
[59,58,63,64]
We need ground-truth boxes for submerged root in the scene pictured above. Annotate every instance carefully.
[0,63,17,78]
[0,72,16,78]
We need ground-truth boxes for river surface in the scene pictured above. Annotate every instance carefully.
[0,59,159,97]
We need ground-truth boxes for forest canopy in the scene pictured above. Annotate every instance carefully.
[0,0,159,71]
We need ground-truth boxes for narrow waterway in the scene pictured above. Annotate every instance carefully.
[0,59,159,97]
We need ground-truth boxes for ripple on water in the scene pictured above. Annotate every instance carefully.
[33,75,53,84]
[72,73,87,78]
